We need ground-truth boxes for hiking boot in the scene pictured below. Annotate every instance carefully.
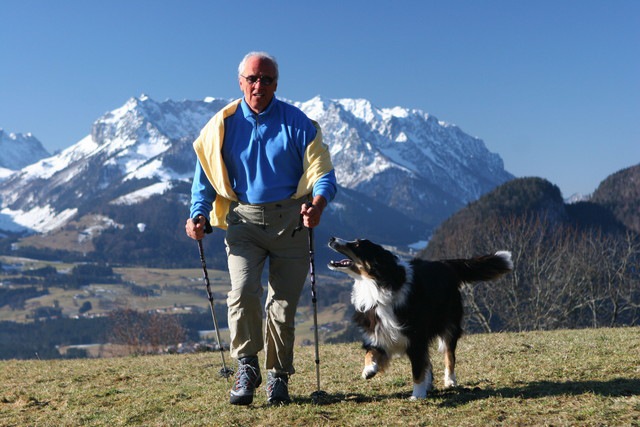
[266,371,291,405]
[230,356,262,405]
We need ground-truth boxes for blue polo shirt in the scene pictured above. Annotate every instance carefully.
[190,97,337,220]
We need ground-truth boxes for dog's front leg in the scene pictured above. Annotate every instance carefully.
[362,347,389,379]
[362,348,379,379]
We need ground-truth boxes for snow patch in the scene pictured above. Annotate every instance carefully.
[78,216,124,243]
[337,98,379,122]
[124,159,169,181]
[2,205,78,233]
[408,240,429,251]
[0,167,14,180]
[110,182,173,205]
[22,135,99,180]
[330,202,347,211]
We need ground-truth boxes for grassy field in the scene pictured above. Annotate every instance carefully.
[1,327,638,426]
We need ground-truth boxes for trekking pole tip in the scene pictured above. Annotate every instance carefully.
[310,390,328,404]
[219,367,234,379]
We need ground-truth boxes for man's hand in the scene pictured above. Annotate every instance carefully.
[301,196,327,228]
[186,216,208,240]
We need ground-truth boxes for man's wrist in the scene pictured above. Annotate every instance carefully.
[312,196,327,212]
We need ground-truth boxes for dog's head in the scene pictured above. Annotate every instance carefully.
[328,237,407,288]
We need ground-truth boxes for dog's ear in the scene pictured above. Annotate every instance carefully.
[369,252,406,289]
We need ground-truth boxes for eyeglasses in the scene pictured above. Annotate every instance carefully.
[240,75,275,86]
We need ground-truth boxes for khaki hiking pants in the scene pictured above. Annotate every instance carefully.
[225,198,309,375]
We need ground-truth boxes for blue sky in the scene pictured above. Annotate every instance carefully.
[1,0,638,197]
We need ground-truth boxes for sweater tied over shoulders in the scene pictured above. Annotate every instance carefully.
[193,98,334,230]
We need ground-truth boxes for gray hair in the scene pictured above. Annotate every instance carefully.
[237,51,279,80]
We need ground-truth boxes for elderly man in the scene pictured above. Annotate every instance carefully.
[186,51,337,405]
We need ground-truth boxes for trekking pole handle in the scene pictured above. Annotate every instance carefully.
[192,215,213,235]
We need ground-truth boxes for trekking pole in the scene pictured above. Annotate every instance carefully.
[193,220,233,380]
[306,205,327,402]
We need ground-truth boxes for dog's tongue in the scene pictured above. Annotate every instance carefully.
[330,259,353,267]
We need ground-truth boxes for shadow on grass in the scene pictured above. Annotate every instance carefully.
[292,390,410,406]
[435,378,640,408]
[289,378,640,406]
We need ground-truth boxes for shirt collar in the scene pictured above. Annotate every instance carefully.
[240,96,278,120]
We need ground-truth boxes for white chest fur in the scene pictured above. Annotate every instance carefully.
[351,263,413,355]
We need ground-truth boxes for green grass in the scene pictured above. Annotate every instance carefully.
[1,327,639,426]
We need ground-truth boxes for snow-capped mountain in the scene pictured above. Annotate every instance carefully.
[301,97,512,225]
[0,129,50,171]
[0,95,513,252]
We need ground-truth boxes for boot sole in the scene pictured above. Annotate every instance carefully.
[230,393,254,405]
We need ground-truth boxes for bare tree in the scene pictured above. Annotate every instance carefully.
[108,308,186,355]
[432,212,640,333]
[423,201,640,333]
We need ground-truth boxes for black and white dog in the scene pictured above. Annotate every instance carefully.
[328,237,512,399]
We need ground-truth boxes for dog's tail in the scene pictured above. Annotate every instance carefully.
[444,251,513,284]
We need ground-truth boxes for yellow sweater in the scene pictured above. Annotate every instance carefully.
[193,99,334,230]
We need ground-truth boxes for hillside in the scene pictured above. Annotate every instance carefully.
[591,163,640,234]
[421,176,639,332]
[1,327,638,426]
[424,176,631,257]
[0,254,355,359]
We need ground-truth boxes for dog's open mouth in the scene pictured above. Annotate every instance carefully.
[329,259,354,269]
[328,237,361,275]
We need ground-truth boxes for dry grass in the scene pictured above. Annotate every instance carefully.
[1,327,639,426]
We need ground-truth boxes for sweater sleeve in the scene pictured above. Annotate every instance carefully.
[293,120,338,203]
[189,159,216,220]
[312,169,338,203]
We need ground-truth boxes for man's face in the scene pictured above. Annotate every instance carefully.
[239,56,278,114]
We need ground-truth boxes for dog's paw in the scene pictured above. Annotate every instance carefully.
[444,378,457,388]
[409,392,427,400]
[444,369,457,388]
[411,370,433,398]
[410,387,429,399]
[362,363,378,380]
